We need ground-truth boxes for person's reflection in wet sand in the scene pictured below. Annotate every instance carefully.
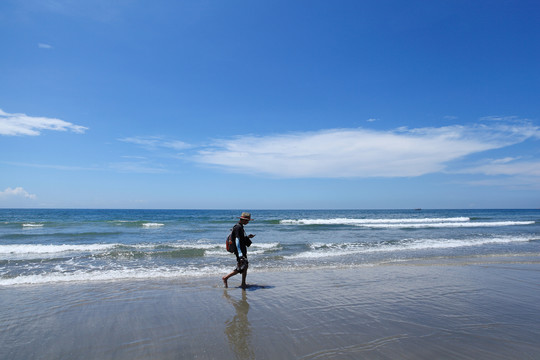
[223,290,254,360]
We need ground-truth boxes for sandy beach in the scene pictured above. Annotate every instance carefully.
[2,254,540,359]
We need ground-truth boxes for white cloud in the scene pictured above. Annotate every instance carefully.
[458,158,540,177]
[480,115,520,122]
[108,162,169,174]
[0,187,37,199]
[491,157,520,164]
[0,109,88,136]
[163,140,192,150]
[38,43,53,49]
[119,136,191,150]
[195,123,540,178]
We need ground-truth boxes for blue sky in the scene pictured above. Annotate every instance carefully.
[1,0,539,209]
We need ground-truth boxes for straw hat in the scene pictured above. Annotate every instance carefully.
[239,212,252,221]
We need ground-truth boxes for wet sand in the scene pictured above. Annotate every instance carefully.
[2,255,540,359]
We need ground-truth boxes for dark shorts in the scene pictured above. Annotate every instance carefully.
[235,257,249,273]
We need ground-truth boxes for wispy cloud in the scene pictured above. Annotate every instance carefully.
[195,122,540,179]
[456,156,540,189]
[457,158,540,177]
[0,108,88,136]
[108,161,170,174]
[115,137,192,173]
[119,136,192,151]
[1,161,98,172]
[2,160,167,175]
[38,43,53,49]
[0,187,36,199]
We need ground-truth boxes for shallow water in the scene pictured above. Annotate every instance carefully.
[1,256,539,359]
[1,209,539,285]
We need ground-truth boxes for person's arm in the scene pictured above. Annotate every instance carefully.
[233,224,246,258]
[236,237,245,258]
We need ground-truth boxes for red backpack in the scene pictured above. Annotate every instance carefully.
[226,230,235,253]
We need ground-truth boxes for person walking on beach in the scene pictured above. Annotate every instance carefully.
[223,212,255,289]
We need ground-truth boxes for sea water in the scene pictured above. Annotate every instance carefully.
[1,209,539,286]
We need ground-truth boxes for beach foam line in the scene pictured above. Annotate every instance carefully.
[22,223,45,227]
[286,236,535,259]
[0,242,281,255]
[0,243,119,254]
[0,266,230,286]
[280,218,534,228]
[353,221,535,228]
[280,217,471,225]
[134,242,280,250]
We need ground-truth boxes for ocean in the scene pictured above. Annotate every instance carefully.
[1,209,539,286]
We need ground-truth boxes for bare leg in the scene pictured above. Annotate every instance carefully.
[241,268,248,289]
[222,270,238,288]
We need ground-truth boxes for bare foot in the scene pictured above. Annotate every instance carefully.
[241,283,247,289]
[222,277,228,288]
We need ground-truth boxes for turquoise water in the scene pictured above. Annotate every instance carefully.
[1,209,539,285]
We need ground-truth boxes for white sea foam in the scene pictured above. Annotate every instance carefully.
[280,217,471,225]
[205,242,281,256]
[0,243,119,254]
[280,218,533,228]
[142,223,164,227]
[0,242,280,256]
[354,221,534,228]
[286,236,535,259]
[22,223,44,227]
[161,243,219,250]
[0,266,230,286]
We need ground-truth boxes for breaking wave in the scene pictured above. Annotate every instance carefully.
[286,235,536,259]
[280,217,534,228]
